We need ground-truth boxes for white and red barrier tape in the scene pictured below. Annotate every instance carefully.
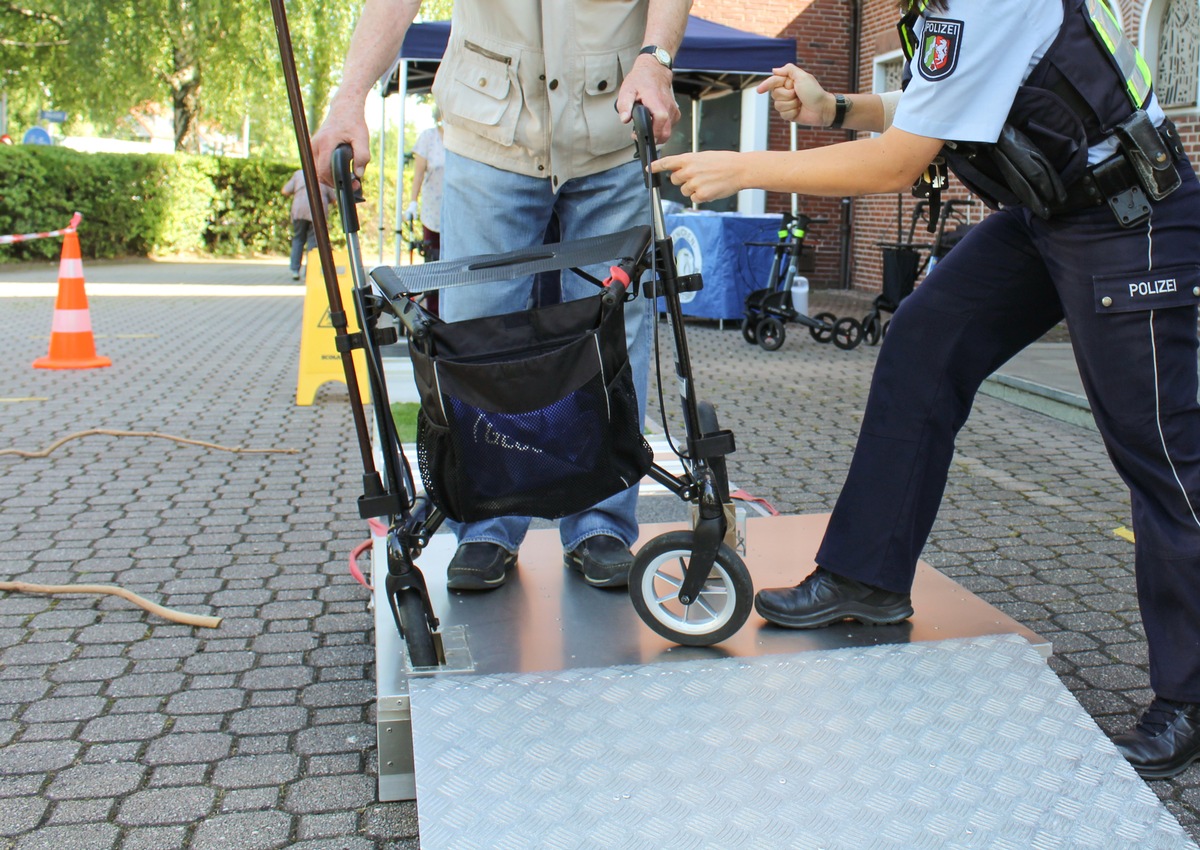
[0,212,82,245]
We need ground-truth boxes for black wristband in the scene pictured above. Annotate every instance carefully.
[830,94,848,129]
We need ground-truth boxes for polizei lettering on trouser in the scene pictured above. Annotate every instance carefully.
[1129,278,1178,297]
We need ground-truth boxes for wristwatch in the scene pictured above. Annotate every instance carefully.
[639,45,673,71]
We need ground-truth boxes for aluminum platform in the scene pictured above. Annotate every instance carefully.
[370,514,1195,848]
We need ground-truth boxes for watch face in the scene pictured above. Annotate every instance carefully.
[654,48,671,68]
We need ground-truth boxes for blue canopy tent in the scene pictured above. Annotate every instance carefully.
[373,16,796,262]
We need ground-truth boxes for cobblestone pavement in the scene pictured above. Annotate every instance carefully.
[0,270,1197,847]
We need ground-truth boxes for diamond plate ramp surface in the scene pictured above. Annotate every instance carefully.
[410,634,1195,850]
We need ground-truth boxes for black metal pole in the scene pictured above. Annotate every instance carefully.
[268,0,383,490]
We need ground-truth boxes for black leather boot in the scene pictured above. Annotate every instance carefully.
[1112,697,1200,779]
[754,567,913,628]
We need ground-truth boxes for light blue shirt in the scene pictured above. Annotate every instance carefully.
[892,0,1163,164]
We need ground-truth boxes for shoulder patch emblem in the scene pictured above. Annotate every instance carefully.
[918,17,963,82]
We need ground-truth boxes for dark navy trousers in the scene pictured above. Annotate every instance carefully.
[817,160,1200,701]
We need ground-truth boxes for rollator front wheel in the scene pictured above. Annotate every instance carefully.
[832,316,863,350]
[756,316,785,351]
[809,312,838,343]
[395,588,438,669]
[862,312,882,346]
[629,531,753,646]
[740,316,758,345]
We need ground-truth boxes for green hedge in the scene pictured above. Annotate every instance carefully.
[0,146,297,262]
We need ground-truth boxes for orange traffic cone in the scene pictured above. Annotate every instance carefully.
[33,230,111,370]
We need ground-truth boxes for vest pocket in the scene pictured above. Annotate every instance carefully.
[581,53,629,157]
[435,43,521,147]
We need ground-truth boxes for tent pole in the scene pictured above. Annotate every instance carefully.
[790,121,798,216]
[377,85,388,265]
[690,95,700,209]
[393,63,409,265]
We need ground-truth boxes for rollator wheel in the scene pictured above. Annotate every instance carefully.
[881,319,891,339]
[395,588,438,669]
[862,313,882,346]
[756,316,785,351]
[697,401,730,502]
[629,530,753,646]
[832,316,864,350]
[809,312,838,343]
[740,316,758,345]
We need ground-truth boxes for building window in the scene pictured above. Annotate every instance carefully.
[874,51,905,94]
[1156,0,1200,107]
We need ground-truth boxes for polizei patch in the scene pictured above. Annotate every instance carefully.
[918,18,963,81]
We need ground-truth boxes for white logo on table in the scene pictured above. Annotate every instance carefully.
[669,226,701,304]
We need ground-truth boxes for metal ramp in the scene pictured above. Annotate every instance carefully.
[410,635,1193,850]
[371,514,1196,849]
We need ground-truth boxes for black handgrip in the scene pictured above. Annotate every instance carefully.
[631,103,660,190]
[332,144,364,235]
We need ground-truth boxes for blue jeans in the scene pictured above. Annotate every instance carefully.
[289,219,316,274]
[439,152,652,553]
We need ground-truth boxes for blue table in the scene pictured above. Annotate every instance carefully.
[661,212,781,321]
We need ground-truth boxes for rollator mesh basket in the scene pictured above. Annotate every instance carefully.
[880,246,921,312]
[408,292,653,524]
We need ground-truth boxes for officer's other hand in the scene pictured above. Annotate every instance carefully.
[618,55,681,144]
[757,64,834,128]
[651,150,743,204]
[405,201,418,220]
[311,94,372,187]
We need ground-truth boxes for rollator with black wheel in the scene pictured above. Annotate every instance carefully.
[270,3,755,664]
[860,197,976,345]
[741,214,864,352]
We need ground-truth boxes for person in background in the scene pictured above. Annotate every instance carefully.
[313,0,689,593]
[407,106,445,262]
[653,0,1200,779]
[406,106,445,312]
[281,168,335,280]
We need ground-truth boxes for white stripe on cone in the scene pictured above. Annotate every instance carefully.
[58,257,84,279]
[49,309,93,333]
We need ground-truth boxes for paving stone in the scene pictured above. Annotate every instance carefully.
[13,824,118,850]
[0,741,80,774]
[211,754,301,790]
[116,786,216,826]
[283,775,375,814]
[186,808,293,850]
[45,763,146,800]
[142,732,232,766]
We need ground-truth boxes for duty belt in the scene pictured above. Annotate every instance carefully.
[1052,117,1186,224]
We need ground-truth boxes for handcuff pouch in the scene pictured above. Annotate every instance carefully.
[1112,109,1181,201]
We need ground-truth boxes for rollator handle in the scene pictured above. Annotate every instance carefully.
[332,144,365,235]
[631,103,662,191]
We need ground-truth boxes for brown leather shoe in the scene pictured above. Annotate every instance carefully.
[1112,697,1200,779]
[754,567,913,628]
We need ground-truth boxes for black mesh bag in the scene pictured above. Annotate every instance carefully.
[880,246,921,311]
[408,293,652,523]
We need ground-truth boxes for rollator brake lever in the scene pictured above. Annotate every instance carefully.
[332,144,367,235]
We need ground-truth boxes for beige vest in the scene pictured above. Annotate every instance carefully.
[431,0,648,188]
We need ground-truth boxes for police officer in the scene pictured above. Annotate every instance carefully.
[653,0,1200,779]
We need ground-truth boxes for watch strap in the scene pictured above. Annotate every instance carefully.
[638,44,673,70]
[830,94,848,129]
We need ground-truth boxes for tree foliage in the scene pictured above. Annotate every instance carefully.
[0,0,357,154]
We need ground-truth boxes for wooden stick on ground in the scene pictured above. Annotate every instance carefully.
[0,581,222,629]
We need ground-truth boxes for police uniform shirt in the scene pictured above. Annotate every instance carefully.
[892,0,1164,163]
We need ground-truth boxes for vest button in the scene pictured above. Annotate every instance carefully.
[1193,286,1200,297]
[598,80,608,91]
[478,78,487,87]
[549,79,559,90]
[1101,296,1113,307]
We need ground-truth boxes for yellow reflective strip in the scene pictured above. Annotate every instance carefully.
[1135,51,1153,88]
